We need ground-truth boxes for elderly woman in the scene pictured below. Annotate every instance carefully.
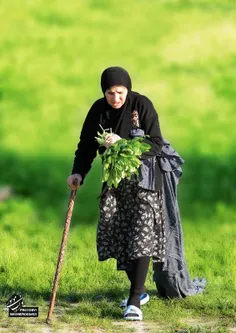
[67,66,165,321]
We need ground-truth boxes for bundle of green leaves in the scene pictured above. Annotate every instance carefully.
[95,126,151,188]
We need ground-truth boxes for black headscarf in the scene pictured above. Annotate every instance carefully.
[101,66,132,94]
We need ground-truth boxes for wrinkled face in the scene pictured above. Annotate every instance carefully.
[105,85,128,109]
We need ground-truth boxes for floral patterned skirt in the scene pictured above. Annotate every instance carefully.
[97,178,166,270]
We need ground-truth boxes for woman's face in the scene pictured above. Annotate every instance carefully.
[105,85,128,109]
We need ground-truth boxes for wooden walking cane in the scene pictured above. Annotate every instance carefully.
[46,179,79,324]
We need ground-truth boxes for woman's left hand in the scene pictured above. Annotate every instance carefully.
[104,133,121,148]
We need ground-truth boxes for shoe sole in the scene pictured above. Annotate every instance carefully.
[124,316,143,321]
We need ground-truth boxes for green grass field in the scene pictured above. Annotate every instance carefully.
[0,0,236,332]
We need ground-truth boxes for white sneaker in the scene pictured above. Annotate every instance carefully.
[120,293,150,308]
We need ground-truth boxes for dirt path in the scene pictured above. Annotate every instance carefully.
[1,319,236,333]
[1,306,235,333]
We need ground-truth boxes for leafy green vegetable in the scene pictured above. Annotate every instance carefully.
[95,125,151,188]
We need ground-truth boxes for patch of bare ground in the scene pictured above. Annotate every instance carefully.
[112,321,166,332]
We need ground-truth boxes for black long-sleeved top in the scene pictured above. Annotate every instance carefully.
[72,92,163,191]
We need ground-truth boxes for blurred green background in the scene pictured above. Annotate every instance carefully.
[0,0,235,329]
[1,0,236,217]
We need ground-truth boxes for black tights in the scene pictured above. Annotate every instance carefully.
[125,256,150,309]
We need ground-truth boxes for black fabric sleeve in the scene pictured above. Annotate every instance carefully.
[71,101,100,183]
[138,96,163,159]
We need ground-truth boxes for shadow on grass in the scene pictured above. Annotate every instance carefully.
[0,148,235,221]
[0,285,129,320]
[1,284,178,321]
[0,149,102,224]
[0,284,122,303]
[0,284,198,321]
[178,151,236,218]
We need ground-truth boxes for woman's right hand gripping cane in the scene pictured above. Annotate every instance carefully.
[67,174,82,190]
